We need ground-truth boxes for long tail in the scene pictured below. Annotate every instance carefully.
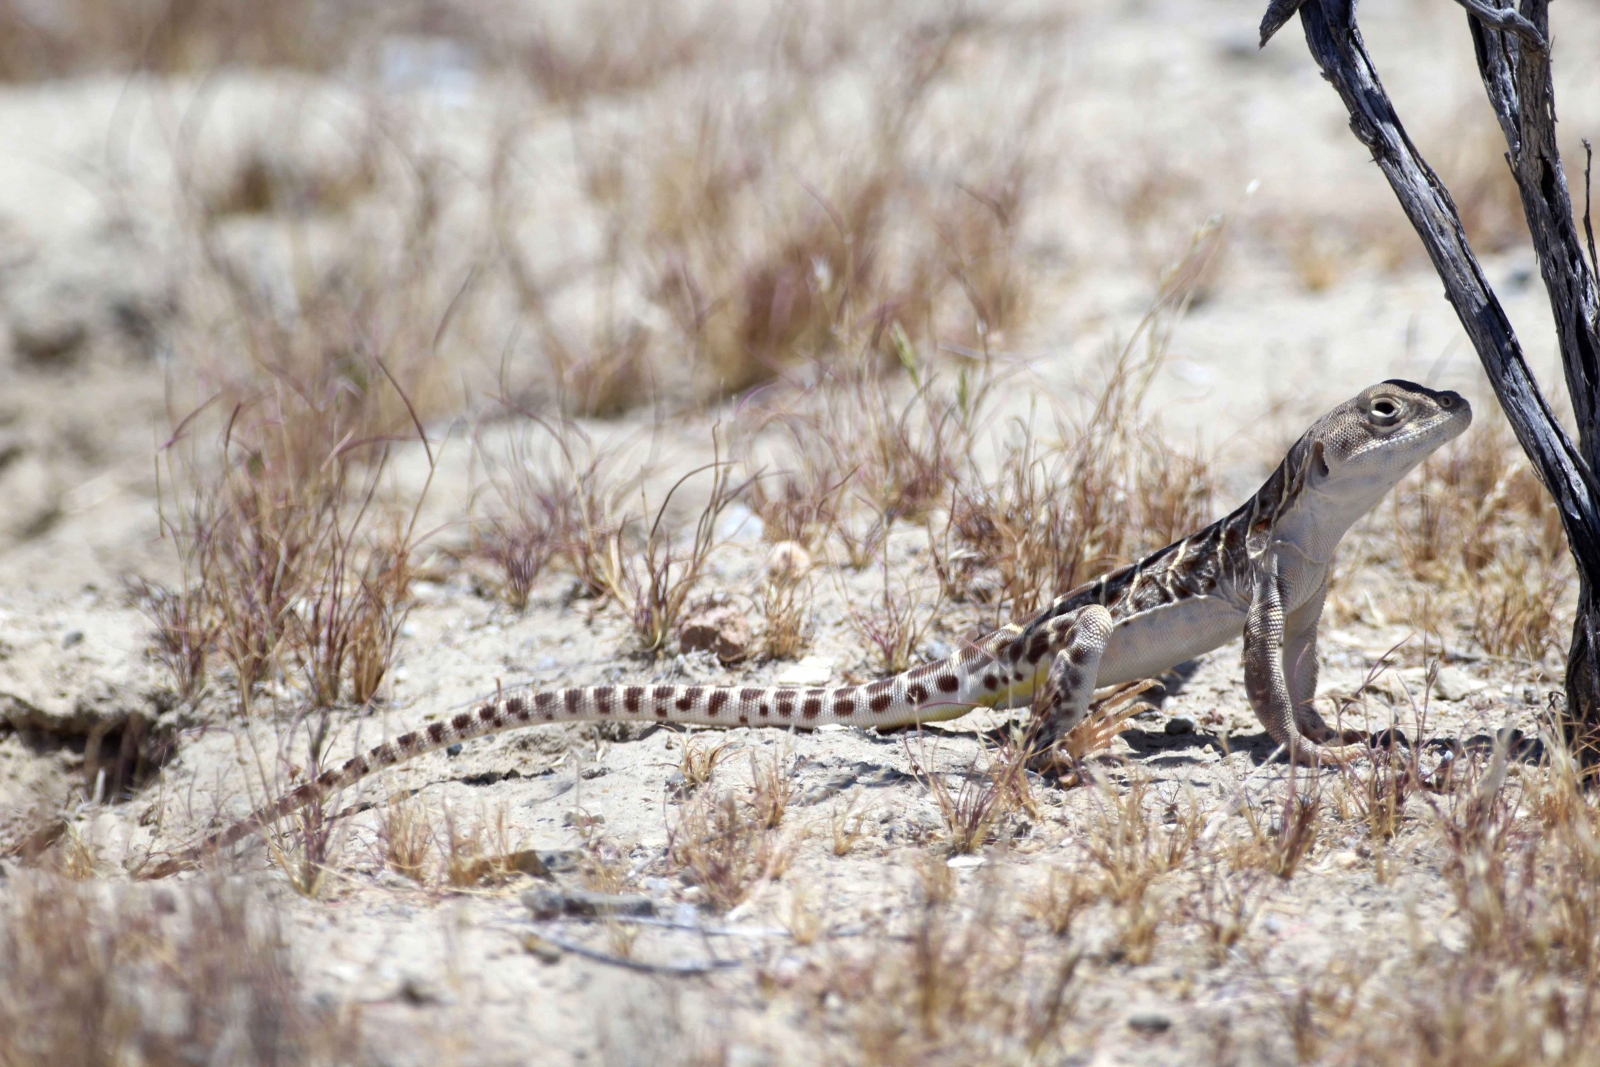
[140,645,1030,879]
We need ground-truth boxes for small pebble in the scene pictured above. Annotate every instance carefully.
[61,630,84,649]
[1165,715,1196,735]
[765,541,812,581]
[1127,1012,1172,1034]
[522,933,564,964]
[446,743,463,757]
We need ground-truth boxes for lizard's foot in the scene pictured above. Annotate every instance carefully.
[1294,703,1367,747]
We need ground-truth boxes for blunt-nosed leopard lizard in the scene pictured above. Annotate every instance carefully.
[146,380,1470,877]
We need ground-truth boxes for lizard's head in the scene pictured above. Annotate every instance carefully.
[1310,379,1472,506]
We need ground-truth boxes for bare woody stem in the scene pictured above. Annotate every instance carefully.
[1259,0,1600,756]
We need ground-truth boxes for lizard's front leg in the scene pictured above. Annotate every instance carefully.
[1243,558,1352,765]
[1024,605,1113,756]
[1282,578,1365,745]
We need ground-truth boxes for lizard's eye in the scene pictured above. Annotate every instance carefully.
[1369,397,1403,425]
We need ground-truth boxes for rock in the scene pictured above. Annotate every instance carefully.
[9,301,87,364]
[1368,727,1410,751]
[521,888,657,920]
[398,974,448,1005]
[503,850,550,878]
[533,849,584,874]
[522,933,564,963]
[445,743,463,757]
[765,541,812,582]
[1164,715,1197,735]
[775,654,833,686]
[1431,666,1486,703]
[1127,1012,1172,1034]
[0,454,62,542]
[0,634,173,738]
[678,604,752,665]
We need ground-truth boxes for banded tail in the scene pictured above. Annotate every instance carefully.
[140,620,1081,879]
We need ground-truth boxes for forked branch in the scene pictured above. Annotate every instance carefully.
[1258,0,1600,755]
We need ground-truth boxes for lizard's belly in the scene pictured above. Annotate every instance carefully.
[1095,597,1244,686]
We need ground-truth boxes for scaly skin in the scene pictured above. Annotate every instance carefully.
[143,380,1470,878]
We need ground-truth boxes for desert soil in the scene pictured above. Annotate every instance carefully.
[0,0,1595,1063]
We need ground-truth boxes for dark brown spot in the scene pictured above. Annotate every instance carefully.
[907,684,928,703]
[1069,643,1091,666]
[740,688,766,703]
[833,699,855,716]
[345,756,368,776]
[595,689,613,715]
[759,704,770,717]
[677,687,703,711]
[624,687,643,713]
[426,723,447,744]
[1028,634,1050,662]
[869,694,893,712]
[399,733,418,750]
[535,692,556,710]
[1065,668,1084,690]
[654,706,668,718]
[865,680,892,696]
[479,705,499,723]
[802,698,822,718]
[708,691,729,717]
[835,686,858,699]
[653,686,674,701]
[738,714,749,725]
[936,674,959,693]
[451,712,473,732]
[776,698,794,718]
[318,770,339,787]
[982,673,999,691]
[564,689,582,713]
[909,663,937,678]
[505,696,529,719]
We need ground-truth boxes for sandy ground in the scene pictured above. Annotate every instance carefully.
[0,0,1595,1062]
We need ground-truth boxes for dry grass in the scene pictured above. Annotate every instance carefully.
[375,792,433,881]
[939,236,1219,624]
[909,732,1035,856]
[476,413,637,605]
[1278,740,1600,1062]
[666,788,792,913]
[1025,865,1097,940]
[815,858,1080,1066]
[442,802,526,887]
[595,445,752,655]
[1231,779,1323,880]
[745,746,798,831]
[846,552,946,675]
[674,735,736,794]
[0,872,358,1065]
[829,794,872,857]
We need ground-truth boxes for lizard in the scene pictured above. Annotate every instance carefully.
[143,379,1470,878]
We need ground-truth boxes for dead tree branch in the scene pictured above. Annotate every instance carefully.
[1258,0,1600,757]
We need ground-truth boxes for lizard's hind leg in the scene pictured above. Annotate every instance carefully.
[1027,605,1114,756]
